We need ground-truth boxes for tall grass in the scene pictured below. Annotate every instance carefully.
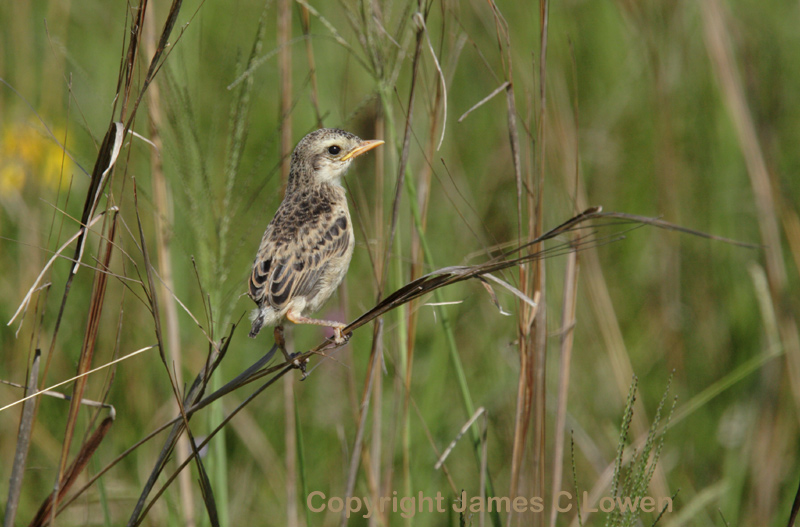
[1,0,799,526]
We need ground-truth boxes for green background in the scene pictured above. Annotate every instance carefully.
[1,0,798,525]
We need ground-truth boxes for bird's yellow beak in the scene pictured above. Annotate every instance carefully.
[341,139,384,161]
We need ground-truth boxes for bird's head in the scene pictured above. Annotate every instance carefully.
[291,128,384,188]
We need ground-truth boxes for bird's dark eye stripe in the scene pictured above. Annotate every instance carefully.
[328,145,341,155]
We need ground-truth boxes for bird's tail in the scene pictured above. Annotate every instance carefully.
[249,309,264,338]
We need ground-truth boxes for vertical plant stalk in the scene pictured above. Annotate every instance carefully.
[394,64,503,521]
[52,208,118,522]
[211,7,271,520]
[702,2,800,519]
[277,2,299,525]
[32,416,115,527]
[278,0,293,184]
[143,5,195,525]
[3,350,40,527]
[294,394,312,527]
[368,6,481,519]
[283,373,299,527]
[549,245,578,527]
[530,4,550,525]
[701,0,800,410]
[486,0,533,518]
[43,0,185,515]
[562,167,658,471]
[401,22,427,520]
[345,75,388,527]
[130,180,222,527]
[28,27,134,517]
[20,0,195,523]
[403,161,499,521]
[368,322,384,527]
[352,3,394,517]
[342,320,381,527]
[299,4,324,128]
[39,120,123,388]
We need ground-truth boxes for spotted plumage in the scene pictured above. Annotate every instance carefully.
[248,128,383,347]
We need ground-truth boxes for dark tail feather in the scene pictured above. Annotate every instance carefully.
[249,313,264,338]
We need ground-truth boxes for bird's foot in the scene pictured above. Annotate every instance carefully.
[274,325,309,378]
[332,326,351,345]
[287,351,309,379]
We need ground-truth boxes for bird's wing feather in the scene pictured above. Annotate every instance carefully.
[248,225,274,304]
[249,213,351,311]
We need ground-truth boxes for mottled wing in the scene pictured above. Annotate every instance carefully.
[249,214,351,311]
[248,223,276,305]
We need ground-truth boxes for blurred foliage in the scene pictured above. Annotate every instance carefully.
[1,0,799,525]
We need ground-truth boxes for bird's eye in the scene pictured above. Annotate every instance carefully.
[328,145,341,155]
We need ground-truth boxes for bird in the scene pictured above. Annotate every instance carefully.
[247,128,383,359]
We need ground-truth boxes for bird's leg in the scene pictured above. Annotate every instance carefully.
[274,325,307,375]
[273,325,289,360]
[285,311,350,345]
[332,326,347,345]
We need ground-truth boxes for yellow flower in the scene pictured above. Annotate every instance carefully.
[15,127,45,167]
[0,161,26,196]
[0,123,74,194]
[42,140,72,190]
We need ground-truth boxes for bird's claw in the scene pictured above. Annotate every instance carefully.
[286,351,309,379]
[332,328,350,345]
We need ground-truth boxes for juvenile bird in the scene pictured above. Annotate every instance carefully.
[248,128,383,355]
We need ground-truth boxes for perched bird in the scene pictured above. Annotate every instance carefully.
[248,128,383,353]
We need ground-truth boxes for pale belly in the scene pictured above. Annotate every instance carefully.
[304,223,355,314]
